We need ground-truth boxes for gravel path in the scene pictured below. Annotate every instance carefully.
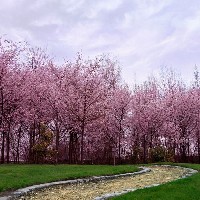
[17,165,191,200]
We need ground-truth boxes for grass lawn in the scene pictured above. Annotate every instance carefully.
[0,164,138,193]
[112,163,200,200]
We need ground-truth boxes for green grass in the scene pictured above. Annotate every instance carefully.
[1,163,199,199]
[112,163,200,200]
[0,164,138,193]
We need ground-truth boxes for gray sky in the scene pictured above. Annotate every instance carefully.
[1,0,200,85]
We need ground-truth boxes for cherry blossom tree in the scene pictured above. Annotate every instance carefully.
[1,37,200,165]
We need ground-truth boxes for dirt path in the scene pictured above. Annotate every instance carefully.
[17,165,192,200]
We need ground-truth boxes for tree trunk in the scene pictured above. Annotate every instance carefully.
[118,132,121,164]
[16,126,22,163]
[118,120,122,164]
[1,131,5,163]
[80,120,85,164]
[55,122,59,164]
[69,131,73,164]
[143,134,147,163]
[197,134,200,164]
[180,125,187,163]
[6,130,10,163]
[29,122,36,163]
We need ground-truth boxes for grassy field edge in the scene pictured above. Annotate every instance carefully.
[112,163,200,200]
[0,164,139,193]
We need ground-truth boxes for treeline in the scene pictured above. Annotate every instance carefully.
[0,39,200,164]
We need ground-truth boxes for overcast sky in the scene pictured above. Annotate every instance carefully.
[0,0,200,85]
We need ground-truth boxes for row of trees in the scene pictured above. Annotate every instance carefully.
[0,39,200,164]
